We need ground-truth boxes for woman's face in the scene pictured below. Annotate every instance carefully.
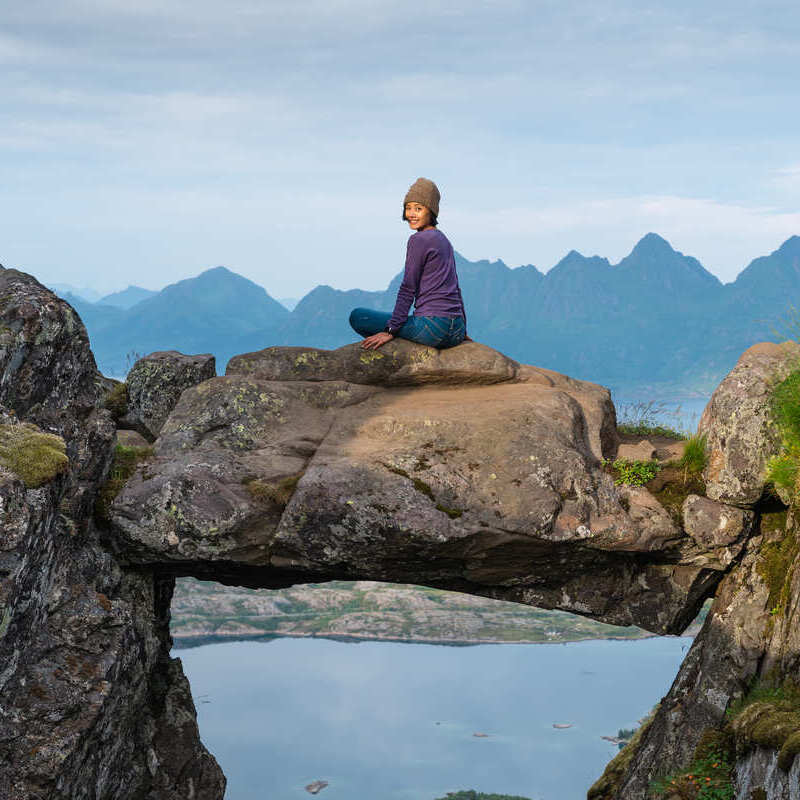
[404,202,432,231]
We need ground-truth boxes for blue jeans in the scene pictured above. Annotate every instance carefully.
[349,308,466,349]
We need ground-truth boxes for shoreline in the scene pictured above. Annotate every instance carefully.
[170,628,693,651]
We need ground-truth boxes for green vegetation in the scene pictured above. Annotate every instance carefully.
[435,792,532,800]
[95,444,153,522]
[756,532,799,620]
[678,433,708,480]
[103,381,128,419]
[650,745,734,799]
[616,400,690,440]
[727,679,800,772]
[605,458,661,487]
[766,368,800,502]
[0,423,69,488]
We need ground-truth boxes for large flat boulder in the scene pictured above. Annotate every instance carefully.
[111,341,738,634]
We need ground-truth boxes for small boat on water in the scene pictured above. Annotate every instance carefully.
[305,780,329,794]
[552,723,573,729]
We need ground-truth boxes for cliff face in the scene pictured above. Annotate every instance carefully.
[0,269,224,800]
[1,267,799,799]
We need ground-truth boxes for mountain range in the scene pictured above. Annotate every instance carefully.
[46,232,800,395]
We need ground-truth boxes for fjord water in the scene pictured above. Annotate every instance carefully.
[179,636,689,800]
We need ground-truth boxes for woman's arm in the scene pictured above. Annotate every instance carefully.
[385,236,425,334]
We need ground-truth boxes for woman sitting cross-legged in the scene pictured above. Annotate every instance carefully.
[349,177,468,351]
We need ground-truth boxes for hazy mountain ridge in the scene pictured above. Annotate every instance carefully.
[51,233,800,392]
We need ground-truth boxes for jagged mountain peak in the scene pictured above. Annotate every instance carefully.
[777,234,800,255]
[616,233,721,288]
[548,249,610,275]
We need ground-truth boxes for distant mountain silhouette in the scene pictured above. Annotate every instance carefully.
[49,235,800,394]
[99,285,158,309]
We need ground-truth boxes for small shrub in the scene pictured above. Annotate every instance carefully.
[605,458,661,487]
[0,423,69,488]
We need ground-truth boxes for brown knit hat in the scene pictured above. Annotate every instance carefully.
[403,177,440,218]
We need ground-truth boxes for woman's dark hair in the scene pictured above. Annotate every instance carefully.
[402,208,437,226]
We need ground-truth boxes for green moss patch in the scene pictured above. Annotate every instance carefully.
[95,444,153,522]
[727,680,800,773]
[0,423,69,488]
[756,533,799,619]
[244,472,304,509]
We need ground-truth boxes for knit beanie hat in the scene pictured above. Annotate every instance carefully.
[403,177,440,218]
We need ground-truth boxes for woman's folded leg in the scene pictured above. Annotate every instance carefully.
[349,307,393,337]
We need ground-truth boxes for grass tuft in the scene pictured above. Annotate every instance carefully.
[678,433,708,481]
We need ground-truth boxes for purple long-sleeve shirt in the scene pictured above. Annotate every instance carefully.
[386,228,467,333]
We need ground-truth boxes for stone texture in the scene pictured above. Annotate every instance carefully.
[700,341,800,507]
[0,270,224,800]
[226,340,519,386]
[616,439,657,461]
[682,494,754,568]
[120,350,216,441]
[734,746,800,800]
[113,344,726,634]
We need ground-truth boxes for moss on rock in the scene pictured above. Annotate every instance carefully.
[245,472,304,509]
[95,444,153,522]
[0,423,69,488]
[729,681,800,773]
[756,532,799,619]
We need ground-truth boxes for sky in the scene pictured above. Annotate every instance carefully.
[1,0,799,298]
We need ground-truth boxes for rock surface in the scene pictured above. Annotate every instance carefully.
[700,341,800,507]
[120,350,216,440]
[112,340,730,634]
[0,271,224,800]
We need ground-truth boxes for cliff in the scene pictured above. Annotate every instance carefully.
[1,266,799,799]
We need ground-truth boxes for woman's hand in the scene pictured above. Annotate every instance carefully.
[361,332,394,350]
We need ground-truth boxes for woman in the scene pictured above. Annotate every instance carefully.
[349,177,467,350]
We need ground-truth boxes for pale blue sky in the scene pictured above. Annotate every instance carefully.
[1,0,799,296]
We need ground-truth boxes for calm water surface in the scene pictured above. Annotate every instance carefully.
[178,636,690,800]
